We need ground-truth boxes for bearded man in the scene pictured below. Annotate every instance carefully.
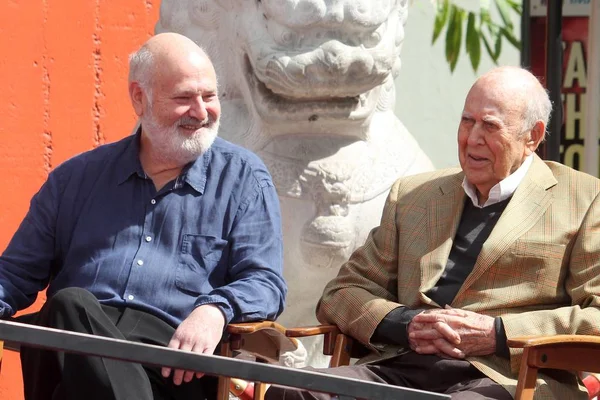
[0,32,286,400]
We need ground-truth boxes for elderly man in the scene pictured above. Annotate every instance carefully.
[265,66,600,399]
[0,32,286,400]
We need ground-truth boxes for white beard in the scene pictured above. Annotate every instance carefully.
[141,111,220,165]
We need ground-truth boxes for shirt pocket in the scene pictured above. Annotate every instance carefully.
[176,234,228,295]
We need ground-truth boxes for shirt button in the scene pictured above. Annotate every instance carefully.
[127,295,134,301]
[137,259,144,266]
[145,236,152,242]
[150,199,156,205]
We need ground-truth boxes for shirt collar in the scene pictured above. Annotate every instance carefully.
[116,127,210,194]
[180,147,210,194]
[462,154,533,208]
[116,129,146,185]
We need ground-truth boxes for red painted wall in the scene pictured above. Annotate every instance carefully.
[0,1,160,397]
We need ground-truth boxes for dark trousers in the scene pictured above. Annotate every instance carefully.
[20,287,217,400]
[265,352,512,400]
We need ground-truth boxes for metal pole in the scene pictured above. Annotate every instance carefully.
[584,0,600,177]
[521,0,531,69]
[545,0,563,162]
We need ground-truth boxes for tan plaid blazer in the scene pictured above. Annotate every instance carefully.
[317,154,600,399]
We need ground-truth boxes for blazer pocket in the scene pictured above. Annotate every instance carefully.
[509,241,567,295]
[176,234,228,295]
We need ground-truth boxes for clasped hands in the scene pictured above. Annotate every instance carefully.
[408,306,496,359]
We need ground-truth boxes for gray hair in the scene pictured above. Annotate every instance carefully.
[520,73,552,140]
[128,45,154,100]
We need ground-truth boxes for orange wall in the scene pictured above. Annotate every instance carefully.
[0,1,160,397]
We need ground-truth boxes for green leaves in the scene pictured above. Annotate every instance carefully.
[432,0,449,44]
[495,0,514,30]
[466,12,481,72]
[431,0,522,73]
[445,5,464,72]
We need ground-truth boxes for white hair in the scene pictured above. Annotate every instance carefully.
[128,45,154,100]
[522,80,552,139]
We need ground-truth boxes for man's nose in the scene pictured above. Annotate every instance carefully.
[467,125,485,146]
[189,96,208,121]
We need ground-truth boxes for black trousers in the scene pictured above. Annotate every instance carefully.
[265,352,512,400]
[20,287,217,400]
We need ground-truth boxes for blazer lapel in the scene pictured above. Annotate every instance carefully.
[420,173,466,299]
[456,155,558,296]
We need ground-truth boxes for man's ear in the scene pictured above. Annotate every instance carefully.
[129,82,145,116]
[526,120,545,153]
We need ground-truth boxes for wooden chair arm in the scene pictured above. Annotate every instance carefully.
[285,324,342,356]
[507,334,600,374]
[508,334,600,349]
[284,324,340,338]
[285,324,371,364]
[223,321,297,357]
[226,321,287,335]
[507,335,600,400]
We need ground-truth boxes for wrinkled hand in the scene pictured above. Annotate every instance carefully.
[162,304,226,385]
[408,314,463,359]
[408,307,496,359]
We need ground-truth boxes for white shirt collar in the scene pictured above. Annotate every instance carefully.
[462,154,533,208]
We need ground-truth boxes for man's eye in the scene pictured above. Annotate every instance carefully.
[484,121,498,130]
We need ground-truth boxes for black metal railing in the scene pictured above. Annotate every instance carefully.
[0,320,448,400]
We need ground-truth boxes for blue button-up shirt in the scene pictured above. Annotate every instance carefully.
[0,133,286,327]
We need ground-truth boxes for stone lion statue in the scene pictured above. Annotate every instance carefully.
[156,0,434,366]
